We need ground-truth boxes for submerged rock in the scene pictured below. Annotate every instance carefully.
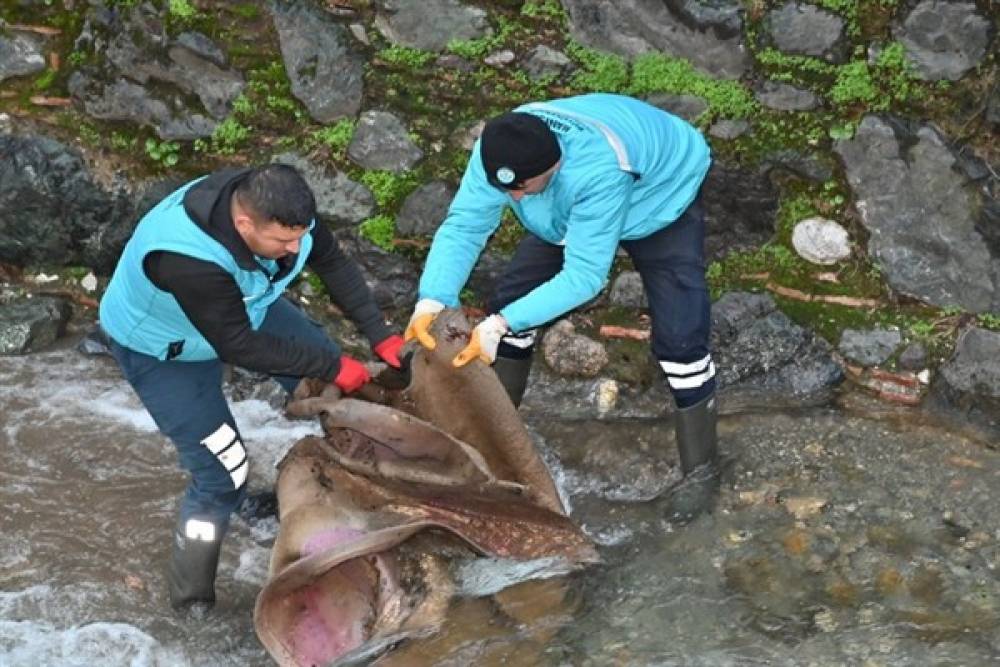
[928,326,1000,446]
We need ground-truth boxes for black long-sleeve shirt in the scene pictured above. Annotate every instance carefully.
[142,170,391,381]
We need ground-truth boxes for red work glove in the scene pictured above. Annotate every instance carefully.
[372,334,405,369]
[332,355,370,394]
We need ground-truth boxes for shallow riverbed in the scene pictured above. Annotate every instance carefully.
[2,342,997,666]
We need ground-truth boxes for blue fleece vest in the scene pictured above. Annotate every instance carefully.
[99,178,313,361]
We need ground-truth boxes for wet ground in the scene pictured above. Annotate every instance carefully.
[2,340,998,666]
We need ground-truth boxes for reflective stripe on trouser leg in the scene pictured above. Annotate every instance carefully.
[105,339,248,526]
[201,422,248,490]
[660,354,716,395]
[497,329,537,360]
[621,194,715,408]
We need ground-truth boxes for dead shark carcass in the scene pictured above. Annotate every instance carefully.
[254,309,598,666]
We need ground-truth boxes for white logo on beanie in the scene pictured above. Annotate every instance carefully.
[496,167,515,185]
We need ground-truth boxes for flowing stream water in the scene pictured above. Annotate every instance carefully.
[3,339,999,666]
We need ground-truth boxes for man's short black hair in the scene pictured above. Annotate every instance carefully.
[234,164,316,228]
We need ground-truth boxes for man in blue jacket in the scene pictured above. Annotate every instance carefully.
[406,93,718,522]
[100,164,404,613]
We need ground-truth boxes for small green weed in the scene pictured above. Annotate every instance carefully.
[110,131,137,151]
[145,138,180,166]
[630,52,757,121]
[168,0,197,21]
[33,69,57,92]
[520,0,566,20]
[210,118,251,154]
[978,312,1000,330]
[360,171,419,210]
[566,41,629,93]
[312,119,355,157]
[359,215,396,251]
[378,45,435,68]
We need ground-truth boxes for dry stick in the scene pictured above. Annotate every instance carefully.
[599,325,650,341]
[8,24,63,36]
[742,273,882,308]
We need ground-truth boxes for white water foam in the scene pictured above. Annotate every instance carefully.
[1,348,319,486]
[0,620,189,667]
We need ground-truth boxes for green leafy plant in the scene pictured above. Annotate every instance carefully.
[110,131,137,151]
[377,45,435,68]
[978,312,1000,330]
[145,138,180,166]
[33,69,57,91]
[210,118,251,154]
[828,121,856,140]
[360,171,419,210]
[231,94,254,117]
[629,52,757,121]
[359,215,396,251]
[168,0,197,20]
[829,61,878,106]
[312,119,355,157]
[520,0,566,20]
[566,41,629,93]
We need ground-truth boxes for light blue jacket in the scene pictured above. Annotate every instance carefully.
[100,178,313,361]
[418,93,711,332]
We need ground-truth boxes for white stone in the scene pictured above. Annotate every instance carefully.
[791,217,852,265]
[80,272,98,292]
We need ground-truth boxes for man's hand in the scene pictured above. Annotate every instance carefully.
[332,355,371,394]
[404,298,445,350]
[453,314,508,367]
[372,334,405,369]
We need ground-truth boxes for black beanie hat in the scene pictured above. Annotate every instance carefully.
[480,112,561,190]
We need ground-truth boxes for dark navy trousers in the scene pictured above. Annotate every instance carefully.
[489,196,715,409]
[109,297,339,531]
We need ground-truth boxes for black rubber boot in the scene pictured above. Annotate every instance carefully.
[664,393,720,525]
[168,520,223,616]
[492,355,533,408]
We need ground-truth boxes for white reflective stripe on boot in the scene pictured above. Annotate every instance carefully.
[185,518,217,542]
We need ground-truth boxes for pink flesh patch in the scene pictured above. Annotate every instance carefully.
[287,560,376,665]
[302,528,367,557]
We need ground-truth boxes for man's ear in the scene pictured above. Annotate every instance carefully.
[232,211,254,235]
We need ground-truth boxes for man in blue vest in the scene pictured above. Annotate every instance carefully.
[406,93,718,523]
[100,164,404,613]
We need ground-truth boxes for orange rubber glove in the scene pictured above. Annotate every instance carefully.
[404,298,444,350]
[453,314,508,367]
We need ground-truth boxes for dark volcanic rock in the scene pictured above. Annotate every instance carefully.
[272,0,365,123]
[928,326,1000,446]
[0,296,72,355]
